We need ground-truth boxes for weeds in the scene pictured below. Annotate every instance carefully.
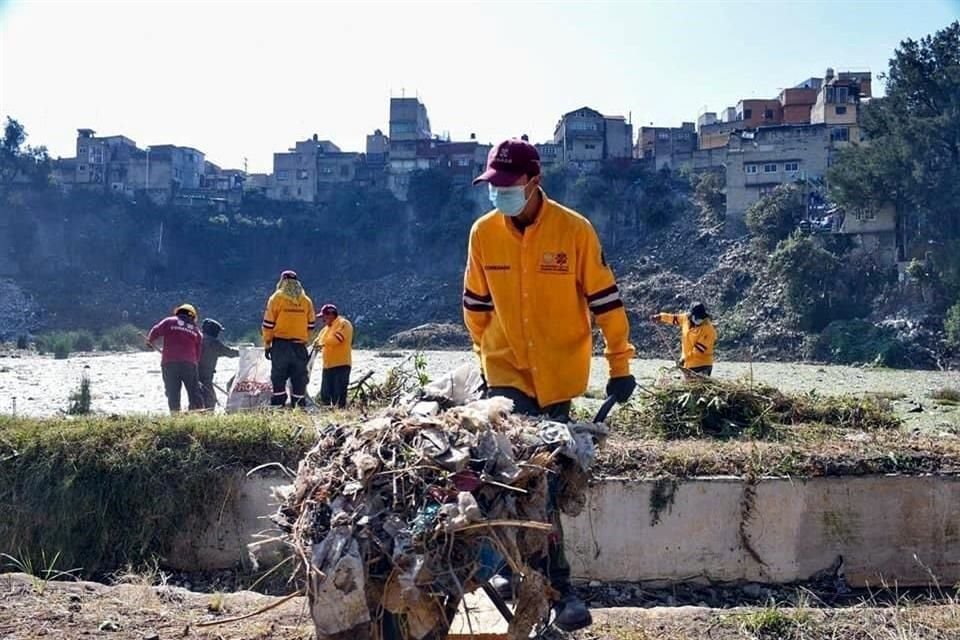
[930,387,960,406]
[66,374,92,415]
[35,325,149,356]
[0,412,312,576]
[738,606,810,639]
[1,549,80,594]
[348,353,430,408]
[611,379,899,440]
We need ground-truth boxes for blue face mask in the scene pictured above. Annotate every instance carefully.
[488,184,529,217]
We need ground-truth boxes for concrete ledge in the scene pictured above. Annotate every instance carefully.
[563,476,960,587]
[186,475,960,587]
[168,474,285,572]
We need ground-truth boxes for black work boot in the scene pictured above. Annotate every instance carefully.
[553,592,592,632]
[489,574,514,601]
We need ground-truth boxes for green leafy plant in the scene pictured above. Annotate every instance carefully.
[1,549,79,594]
[67,374,92,415]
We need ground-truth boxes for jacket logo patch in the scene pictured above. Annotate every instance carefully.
[539,251,570,273]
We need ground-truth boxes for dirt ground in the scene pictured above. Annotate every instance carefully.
[2,573,959,640]
[0,350,957,432]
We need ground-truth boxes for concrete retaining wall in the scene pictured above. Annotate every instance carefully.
[187,475,960,587]
[563,476,960,587]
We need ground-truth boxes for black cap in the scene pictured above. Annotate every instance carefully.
[201,318,224,336]
[690,302,710,320]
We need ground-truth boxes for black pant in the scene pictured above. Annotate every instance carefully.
[270,339,309,407]
[689,365,713,376]
[162,362,203,412]
[320,365,351,408]
[486,386,572,592]
[199,376,217,410]
[487,386,571,422]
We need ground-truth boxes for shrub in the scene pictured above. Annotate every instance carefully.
[100,324,146,352]
[72,330,95,353]
[946,301,960,348]
[38,332,73,360]
[745,184,805,250]
[768,234,841,331]
[813,320,910,367]
[67,375,92,415]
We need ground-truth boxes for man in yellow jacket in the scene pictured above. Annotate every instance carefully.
[651,302,717,376]
[465,138,636,632]
[313,303,353,408]
[262,270,316,407]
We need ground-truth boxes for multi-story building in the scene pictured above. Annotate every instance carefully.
[387,97,433,199]
[636,122,697,170]
[780,87,819,124]
[73,128,140,191]
[552,107,633,165]
[810,68,872,145]
[535,142,563,166]
[725,124,831,218]
[267,135,357,203]
[735,99,783,129]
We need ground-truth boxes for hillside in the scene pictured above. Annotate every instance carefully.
[0,165,949,369]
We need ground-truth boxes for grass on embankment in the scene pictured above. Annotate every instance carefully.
[601,378,960,479]
[0,381,954,579]
[0,412,315,578]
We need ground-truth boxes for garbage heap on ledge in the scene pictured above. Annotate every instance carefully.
[274,366,608,640]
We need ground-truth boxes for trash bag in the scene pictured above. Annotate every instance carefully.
[224,347,274,412]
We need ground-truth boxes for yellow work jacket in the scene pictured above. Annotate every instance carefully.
[463,191,635,407]
[261,291,316,347]
[656,313,716,368]
[314,317,353,368]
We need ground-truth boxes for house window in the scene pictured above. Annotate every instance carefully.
[784,161,799,172]
[297,169,308,180]
[658,132,670,141]
[831,127,850,142]
[79,164,87,171]
[835,106,847,115]
[277,170,289,181]
[584,143,596,150]
[745,164,758,174]
[340,165,349,177]
[764,109,774,119]
[297,187,302,196]
[826,87,836,103]
[759,185,775,197]
[743,108,753,120]
[836,86,849,103]
[763,163,778,173]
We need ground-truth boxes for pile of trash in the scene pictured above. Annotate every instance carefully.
[273,366,608,640]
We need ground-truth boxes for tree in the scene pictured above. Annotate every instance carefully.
[768,233,841,331]
[0,117,51,188]
[828,21,960,295]
[691,170,726,224]
[745,184,804,251]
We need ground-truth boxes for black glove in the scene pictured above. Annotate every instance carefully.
[606,375,636,404]
[264,347,272,360]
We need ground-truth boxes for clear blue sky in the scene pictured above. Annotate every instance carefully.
[1,0,957,173]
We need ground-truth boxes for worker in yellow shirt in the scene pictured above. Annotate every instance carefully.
[651,302,717,376]
[261,270,316,407]
[465,137,636,632]
[313,304,353,408]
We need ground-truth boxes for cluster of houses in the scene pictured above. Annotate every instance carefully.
[49,66,898,263]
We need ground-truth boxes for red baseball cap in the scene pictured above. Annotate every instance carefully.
[473,139,541,187]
